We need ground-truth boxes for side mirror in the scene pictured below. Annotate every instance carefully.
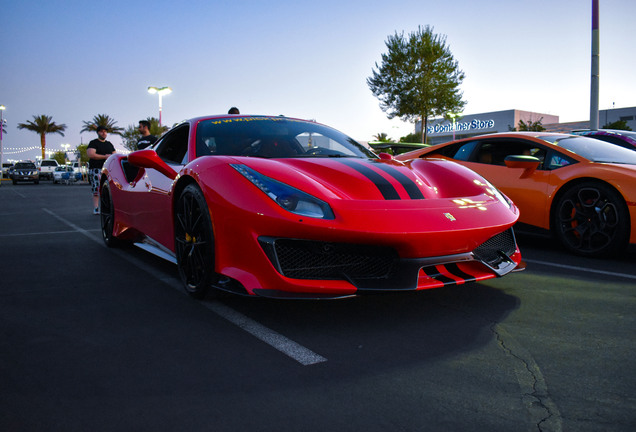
[504,155,540,178]
[127,149,178,180]
[378,152,393,160]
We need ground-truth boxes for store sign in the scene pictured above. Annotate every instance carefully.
[428,119,495,135]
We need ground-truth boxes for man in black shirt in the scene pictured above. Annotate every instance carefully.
[87,126,116,214]
[137,120,158,150]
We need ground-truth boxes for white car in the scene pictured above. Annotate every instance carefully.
[52,166,75,184]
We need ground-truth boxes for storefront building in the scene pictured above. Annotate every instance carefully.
[416,106,636,145]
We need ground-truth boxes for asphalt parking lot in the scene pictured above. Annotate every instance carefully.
[1,181,635,432]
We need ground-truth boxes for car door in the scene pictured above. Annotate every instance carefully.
[450,138,553,228]
[132,124,190,249]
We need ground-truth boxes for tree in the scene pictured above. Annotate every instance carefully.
[75,144,89,164]
[373,132,392,142]
[17,115,67,160]
[121,117,169,151]
[367,25,466,144]
[51,151,66,165]
[81,114,124,135]
[517,117,545,132]
[399,132,422,143]
[121,125,141,152]
[602,120,632,131]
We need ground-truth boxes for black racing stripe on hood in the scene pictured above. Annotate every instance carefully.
[372,162,425,200]
[338,159,400,200]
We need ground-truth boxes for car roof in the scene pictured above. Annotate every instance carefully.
[424,132,575,149]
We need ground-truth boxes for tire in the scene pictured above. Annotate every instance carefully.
[175,184,218,299]
[100,181,122,247]
[553,181,630,257]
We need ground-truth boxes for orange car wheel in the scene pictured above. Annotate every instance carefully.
[554,181,630,257]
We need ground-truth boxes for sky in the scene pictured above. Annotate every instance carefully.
[2,0,636,162]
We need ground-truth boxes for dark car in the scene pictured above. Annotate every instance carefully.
[11,161,40,185]
[572,129,636,151]
[2,163,13,179]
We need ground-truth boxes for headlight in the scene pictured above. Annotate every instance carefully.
[231,164,334,219]
[484,180,512,209]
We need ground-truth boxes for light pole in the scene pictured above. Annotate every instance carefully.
[61,143,71,163]
[147,86,172,126]
[0,105,5,186]
[448,112,459,140]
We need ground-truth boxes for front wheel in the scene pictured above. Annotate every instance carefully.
[553,181,629,257]
[175,184,218,299]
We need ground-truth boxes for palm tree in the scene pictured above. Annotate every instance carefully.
[17,115,67,160]
[373,132,391,142]
[81,114,124,135]
[146,117,169,136]
[121,117,170,152]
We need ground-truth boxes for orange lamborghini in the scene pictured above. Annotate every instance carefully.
[396,132,636,257]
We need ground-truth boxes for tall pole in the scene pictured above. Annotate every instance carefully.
[590,0,600,130]
[0,105,5,186]
[148,86,172,127]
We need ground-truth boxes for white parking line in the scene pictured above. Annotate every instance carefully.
[203,302,327,366]
[0,229,100,238]
[525,258,636,281]
[43,208,328,366]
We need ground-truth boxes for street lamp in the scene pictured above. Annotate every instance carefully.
[448,112,459,140]
[147,86,172,126]
[61,143,71,162]
[0,105,5,186]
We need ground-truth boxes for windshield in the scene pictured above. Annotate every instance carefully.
[15,163,36,169]
[540,135,636,164]
[195,116,376,159]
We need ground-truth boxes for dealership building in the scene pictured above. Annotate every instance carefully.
[416,106,636,145]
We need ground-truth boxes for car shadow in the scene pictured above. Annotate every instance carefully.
[214,280,520,375]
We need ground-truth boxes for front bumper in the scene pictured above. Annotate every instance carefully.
[225,229,523,299]
[13,173,39,182]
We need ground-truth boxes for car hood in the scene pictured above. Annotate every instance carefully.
[217,156,494,202]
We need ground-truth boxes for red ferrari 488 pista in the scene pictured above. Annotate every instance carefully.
[100,115,524,299]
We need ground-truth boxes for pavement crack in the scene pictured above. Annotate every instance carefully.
[492,323,562,432]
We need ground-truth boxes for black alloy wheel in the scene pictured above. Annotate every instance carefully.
[554,181,629,257]
[175,184,218,299]
[100,181,121,247]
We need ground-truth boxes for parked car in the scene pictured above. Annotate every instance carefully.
[11,161,40,185]
[2,163,13,178]
[368,142,429,156]
[571,129,636,151]
[72,161,84,174]
[53,166,78,183]
[38,159,59,180]
[396,132,636,257]
[100,114,524,299]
